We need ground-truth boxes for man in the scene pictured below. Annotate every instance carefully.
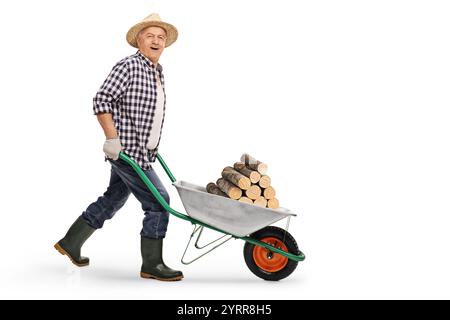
[54,13,183,281]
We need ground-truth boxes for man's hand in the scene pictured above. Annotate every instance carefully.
[103,137,122,160]
[96,113,121,160]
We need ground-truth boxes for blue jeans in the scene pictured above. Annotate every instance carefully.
[81,158,170,239]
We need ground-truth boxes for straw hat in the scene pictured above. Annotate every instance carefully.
[126,13,178,48]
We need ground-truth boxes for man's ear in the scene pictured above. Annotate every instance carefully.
[136,30,142,47]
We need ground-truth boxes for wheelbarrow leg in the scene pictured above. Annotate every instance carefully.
[194,226,230,249]
[181,225,234,265]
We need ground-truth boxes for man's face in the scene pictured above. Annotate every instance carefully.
[137,26,167,64]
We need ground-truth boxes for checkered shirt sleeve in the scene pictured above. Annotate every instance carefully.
[93,61,129,114]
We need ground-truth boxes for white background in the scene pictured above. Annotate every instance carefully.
[0,0,449,299]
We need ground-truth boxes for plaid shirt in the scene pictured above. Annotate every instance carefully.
[93,51,166,170]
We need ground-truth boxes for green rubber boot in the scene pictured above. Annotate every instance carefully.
[54,216,96,267]
[140,237,184,281]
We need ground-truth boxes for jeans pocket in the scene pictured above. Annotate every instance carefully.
[107,157,121,166]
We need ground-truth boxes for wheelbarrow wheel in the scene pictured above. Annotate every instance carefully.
[243,226,300,281]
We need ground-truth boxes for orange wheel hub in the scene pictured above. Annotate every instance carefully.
[253,237,289,272]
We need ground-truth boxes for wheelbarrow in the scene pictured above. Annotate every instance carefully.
[119,152,305,281]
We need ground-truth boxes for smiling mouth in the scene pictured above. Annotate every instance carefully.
[151,47,159,51]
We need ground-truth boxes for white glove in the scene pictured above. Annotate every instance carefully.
[103,137,122,160]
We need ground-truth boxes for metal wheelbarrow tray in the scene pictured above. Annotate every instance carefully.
[119,152,305,281]
[173,180,296,237]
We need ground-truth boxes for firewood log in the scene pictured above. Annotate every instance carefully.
[238,197,253,205]
[240,153,268,175]
[254,196,268,208]
[245,184,262,200]
[263,186,276,200]
[233,162,246,171]
[221,167,251,190]
[216,178,242,200]
[267,198,280,209]
[233,162,261,183]
[206,182,228,197]
[258,175,271,188]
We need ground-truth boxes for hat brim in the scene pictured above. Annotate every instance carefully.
[126,21,178,48]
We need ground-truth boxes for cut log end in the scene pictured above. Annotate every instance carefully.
[267,198,280,209]
[228,189,242,200]
[263,186,276,200]
[249,171,261,184]
[238,197,253,205]
[239,178,251,190]
[256,163,268,175]
[258,175,271,188]
[245,185,262,200]
[254,196,268,208]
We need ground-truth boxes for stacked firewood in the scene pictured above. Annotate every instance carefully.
[206,154,279,209]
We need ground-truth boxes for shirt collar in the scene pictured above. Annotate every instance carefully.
[137,51,163,72]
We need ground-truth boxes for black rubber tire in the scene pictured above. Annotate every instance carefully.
[244,226,300,281]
